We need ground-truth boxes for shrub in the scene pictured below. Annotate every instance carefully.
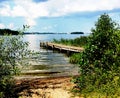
[0,28,30,98]
[72,14,120,97]
[70,53,82,64]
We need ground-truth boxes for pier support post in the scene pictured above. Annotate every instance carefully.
[67,50,70,56]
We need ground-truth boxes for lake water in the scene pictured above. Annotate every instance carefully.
[19,34,88,79]
[23,34,88,51]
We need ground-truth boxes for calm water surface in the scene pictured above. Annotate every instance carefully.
[20,34,88,79]
[23,34,87,51]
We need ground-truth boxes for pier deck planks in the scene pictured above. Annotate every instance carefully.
[40,42,84,53]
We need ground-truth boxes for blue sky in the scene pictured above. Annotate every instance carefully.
[0,0,120,33]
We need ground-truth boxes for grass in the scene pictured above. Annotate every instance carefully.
[53,36,88,48]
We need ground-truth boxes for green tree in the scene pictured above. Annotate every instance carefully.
[72,14,120,97]
[0,30,30,97]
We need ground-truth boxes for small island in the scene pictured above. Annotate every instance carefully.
[70,32,84,34]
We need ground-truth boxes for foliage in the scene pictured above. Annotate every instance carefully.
[70,53,82,64]
[0,29,19,35]
[53,36,88,47]
[72,14,120,97]
[0,30,30,97]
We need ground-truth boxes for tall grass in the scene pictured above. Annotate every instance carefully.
[53,36,88,47]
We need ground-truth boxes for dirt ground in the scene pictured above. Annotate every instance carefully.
[15,76,82,98]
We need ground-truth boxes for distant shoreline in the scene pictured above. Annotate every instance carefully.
[0,29,19,35]
[23,32,84,35]
[0,28,84,35]
[23,32,67,35]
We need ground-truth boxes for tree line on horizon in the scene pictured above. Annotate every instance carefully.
[0,29,19,35]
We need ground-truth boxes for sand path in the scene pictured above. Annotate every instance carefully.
[15,76,81,98]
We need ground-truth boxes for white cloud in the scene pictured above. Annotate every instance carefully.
[46,0,120,16]
[7,23,14,29]
[0,0,120,27]
[0,4,11,16]
[0,23,5,29]
[1,0,120,18]
[0,23,15,29]
[12,5,28,17]
[11,0,49,26]
[13,0,49,18]
[42,24,57,30]
[25,18,36,26]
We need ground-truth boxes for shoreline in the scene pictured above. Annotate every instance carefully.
[15,76,80,98]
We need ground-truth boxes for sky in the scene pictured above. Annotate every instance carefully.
[0,0,120,33]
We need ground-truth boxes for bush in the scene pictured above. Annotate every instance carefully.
[0,30,30,97]
[72,14,120,97]
[70,53,82,64]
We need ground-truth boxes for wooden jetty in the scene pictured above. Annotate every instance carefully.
[40,42,84,55]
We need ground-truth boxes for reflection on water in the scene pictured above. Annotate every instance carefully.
[23,35,40,51]
[18,34,85,79]
[23,34,88,51]
[26,35,38,51]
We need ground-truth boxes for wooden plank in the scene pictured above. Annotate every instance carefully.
[47,42,84,52]
[40,42,84,53]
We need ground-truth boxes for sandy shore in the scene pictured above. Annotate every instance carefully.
[15,76,81,98]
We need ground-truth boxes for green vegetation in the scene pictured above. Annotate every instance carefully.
[0,28,30,97]
[69,53,82,64]
[71,14,120,97]
[0,29,19,35]
[53,36,88,47]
